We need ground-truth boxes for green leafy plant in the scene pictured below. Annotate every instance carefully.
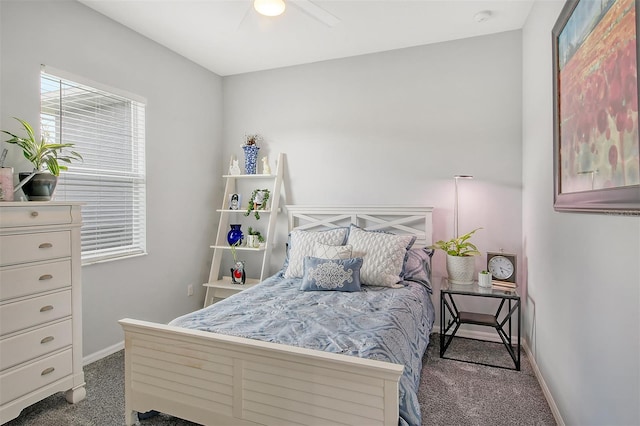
[429,228,482,257]
[247,227,265,243]
[245,188,270,219]
[1,117,82,176]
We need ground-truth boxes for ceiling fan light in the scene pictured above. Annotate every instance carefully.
[254,0,286,17]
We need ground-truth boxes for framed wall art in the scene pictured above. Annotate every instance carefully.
[552,0,640,214]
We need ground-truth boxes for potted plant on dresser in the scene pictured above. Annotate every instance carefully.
[1,117,82,201]
[430,228,481,285]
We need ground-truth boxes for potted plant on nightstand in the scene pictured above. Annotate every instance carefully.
[1,117,82,201]
[430,228,481,285]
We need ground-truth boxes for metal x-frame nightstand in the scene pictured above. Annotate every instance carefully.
[440,278,521,370]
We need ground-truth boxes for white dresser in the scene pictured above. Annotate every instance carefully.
[0,202,85,423]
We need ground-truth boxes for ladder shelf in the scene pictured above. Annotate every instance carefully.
[203,153,284,307]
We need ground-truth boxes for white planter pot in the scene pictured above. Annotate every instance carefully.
[246,235,260,248]
[478,272,493,288]
[446,255,475,285]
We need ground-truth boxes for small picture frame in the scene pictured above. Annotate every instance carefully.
[229,193,241,210]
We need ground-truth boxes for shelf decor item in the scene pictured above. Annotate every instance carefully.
[227,224,244,246]
[229,243,246,284]
[430,228,481,285]
[246,227,264,248]
[230,260,246,284]
[245,188,270,219]
[1,117,82,201]
[242,134,262,175]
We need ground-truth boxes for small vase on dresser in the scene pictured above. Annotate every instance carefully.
[0,202,85,423]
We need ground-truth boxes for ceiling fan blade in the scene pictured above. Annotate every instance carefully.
[290,0,340,27]
[236,1,254,31]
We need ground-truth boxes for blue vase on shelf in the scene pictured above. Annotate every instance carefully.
[227,224,244,246]
[242,145,260,174]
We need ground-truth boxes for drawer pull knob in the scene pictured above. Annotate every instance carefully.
[40,305,54,312]
[41,336,55,344]
[39,274,53,281]
[41,367,55,376]
[39,243,53,249]
[31,211,39,218]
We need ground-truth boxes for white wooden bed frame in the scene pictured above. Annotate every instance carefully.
[120,205,433,426]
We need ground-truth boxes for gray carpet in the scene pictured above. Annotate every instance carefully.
[5,334,556,425]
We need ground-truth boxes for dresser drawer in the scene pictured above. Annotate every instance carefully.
[0,231,71,267]
[0,349,72,405]
[0,260,71,301]
[0,205,72,228]
[0,319,72,371]
[0,291,72,336]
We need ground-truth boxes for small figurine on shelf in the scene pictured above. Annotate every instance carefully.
[229,156,241,175]
[261,156,271,175]
[231,261,246,284]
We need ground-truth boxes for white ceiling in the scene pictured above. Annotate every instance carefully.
[79,0,535,76]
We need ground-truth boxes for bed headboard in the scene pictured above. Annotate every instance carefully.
[285,205,433,247]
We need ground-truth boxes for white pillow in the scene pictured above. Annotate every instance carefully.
[346,225,416,287]
[283,228,349,278]
[314,242,353,260]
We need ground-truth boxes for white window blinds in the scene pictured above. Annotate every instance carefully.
[41,71,147,264]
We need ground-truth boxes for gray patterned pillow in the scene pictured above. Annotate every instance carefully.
[346,224,416,287]
[402,247,434,292]
[283,228,349,278]
[300,256,363,292]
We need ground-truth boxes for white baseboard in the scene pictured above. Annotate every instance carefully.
[437,326,564,425]
[522,342,565,426]
[83,341,124,366]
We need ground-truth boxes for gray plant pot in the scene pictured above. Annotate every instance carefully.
[18,172,58,201]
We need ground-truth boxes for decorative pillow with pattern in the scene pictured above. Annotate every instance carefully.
[346,224,416,287]
[402,247,434,293]
[314,242,353,260]
[283,228,349,278]
[300,256,363,292]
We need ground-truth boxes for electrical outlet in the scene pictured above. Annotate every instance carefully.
[187,284,194,297]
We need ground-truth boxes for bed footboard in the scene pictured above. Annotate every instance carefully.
[119,318,403,426]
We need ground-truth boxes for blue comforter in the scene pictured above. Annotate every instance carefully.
[170,272,435,426]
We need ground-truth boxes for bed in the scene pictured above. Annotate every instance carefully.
[120,206,434,426]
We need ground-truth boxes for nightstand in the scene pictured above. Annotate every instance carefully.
[440,277,521,370]
[203,277,259,306]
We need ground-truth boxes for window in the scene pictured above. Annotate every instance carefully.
[41,68,147,264]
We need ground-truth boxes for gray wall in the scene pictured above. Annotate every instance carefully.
[222,30,524,331]
[523,2,640,425]
[5,0,638,423]
[0,0,223,357]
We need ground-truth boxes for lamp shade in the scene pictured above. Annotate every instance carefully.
[254,0,286,17]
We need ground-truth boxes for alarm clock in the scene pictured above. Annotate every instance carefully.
[487,252,517,284]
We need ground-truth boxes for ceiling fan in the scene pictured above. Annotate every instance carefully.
[251,0,341,27]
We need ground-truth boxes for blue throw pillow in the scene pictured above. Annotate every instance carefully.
[300,256,363,292]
